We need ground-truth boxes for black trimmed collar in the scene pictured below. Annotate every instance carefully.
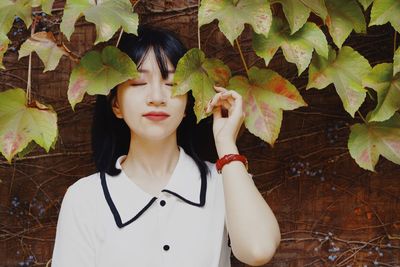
[100,146,207,228]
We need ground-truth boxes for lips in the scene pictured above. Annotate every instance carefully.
[143,111,170,121]
[143,111,170,117]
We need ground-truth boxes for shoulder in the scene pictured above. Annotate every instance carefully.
[61,172,102,211]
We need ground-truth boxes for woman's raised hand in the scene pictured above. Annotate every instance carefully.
[205,85,245,145]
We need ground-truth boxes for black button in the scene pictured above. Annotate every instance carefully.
[163,245,170,251]
[160,200,166,206]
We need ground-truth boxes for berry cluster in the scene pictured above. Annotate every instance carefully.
[18,255,35,267]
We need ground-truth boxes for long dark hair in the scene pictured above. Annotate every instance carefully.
[91,25,215,180]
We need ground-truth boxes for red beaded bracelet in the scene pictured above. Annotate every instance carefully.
[216,154,248,174]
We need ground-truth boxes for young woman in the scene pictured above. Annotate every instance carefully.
[51,26,280,267]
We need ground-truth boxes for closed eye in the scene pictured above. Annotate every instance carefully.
[131,83,147,86]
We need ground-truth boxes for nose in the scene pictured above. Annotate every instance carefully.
[146,81,166,106]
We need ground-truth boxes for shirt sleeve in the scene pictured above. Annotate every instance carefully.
[51,185,96,267]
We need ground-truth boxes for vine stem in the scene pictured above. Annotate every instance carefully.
[27,53,32,105]
[357,110,367,123]
[26,16,39,105]
[197,0,201,50]
[394,31,398,54]
[235,38,249,75]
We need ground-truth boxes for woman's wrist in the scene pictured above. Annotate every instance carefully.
[215,140,239,158]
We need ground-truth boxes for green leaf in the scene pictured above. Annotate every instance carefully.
[358,0,374,10]
[394,47,400,75]
[370,0,400,33]
[253,18,328,75]
[0,33,10,69]
[172,48,231,123]
[68,46,139,110]
[307,46,371,117]
[0,0,32,35]
[301,0,328,18]
[348,112,400,171]
[60,0,138,44]
[227,66,307,145]
[325,0,366,48]
[18,31,70,72]
[362,63,400,122]
[198,0,272,45]
[30,0,55,14]
[270,0,327,34]
[0,88,58,163]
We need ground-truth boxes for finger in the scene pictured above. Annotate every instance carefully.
[223,90,244,118]
[214,85,227,92]
[212,105,222,120]
[206,93,221,112]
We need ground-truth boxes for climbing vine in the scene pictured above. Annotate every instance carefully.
[0,0,399,172]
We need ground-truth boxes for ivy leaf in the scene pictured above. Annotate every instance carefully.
[68,46,139,110]
[60,0,138,44]
[348,113,400,171]
[270,0,327,34]
[172,48,231,123]
[358,0,374,10]
[307,46,371,117]
[370,0,400,33]
[394,47,400,75]
[18,31,70,72]
[0,33,10,69]
[325,0,366,48]
[198,0,272,45]
[227,66,307,145]
[0,88,58,163]
[30,0,55,14]
[362,63,400,122]
[253,18,328,75]
[0,0,32,35]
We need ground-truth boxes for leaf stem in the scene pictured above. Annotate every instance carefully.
[116,28,123,47]
[116,0,140,47]
[26,16,39,105]
[197,0,201,50]
[27,53,32,105]
[367,90,375,101]
[357,110,367,123]
[235,38,249,75]
[394,31,398,55]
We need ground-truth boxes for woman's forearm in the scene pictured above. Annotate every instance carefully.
[216,140,281,266]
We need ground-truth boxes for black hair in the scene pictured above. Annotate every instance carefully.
[91,25,214,181]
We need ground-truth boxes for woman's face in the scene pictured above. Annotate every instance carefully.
[112,48,188,141]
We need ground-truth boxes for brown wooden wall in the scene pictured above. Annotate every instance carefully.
[0,1,399,266]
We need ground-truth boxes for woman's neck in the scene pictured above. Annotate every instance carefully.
[120,134,180,181]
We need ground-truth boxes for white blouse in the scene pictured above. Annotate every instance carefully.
[51,146,233,267]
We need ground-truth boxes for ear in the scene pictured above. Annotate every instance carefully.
[111,95,123,119]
